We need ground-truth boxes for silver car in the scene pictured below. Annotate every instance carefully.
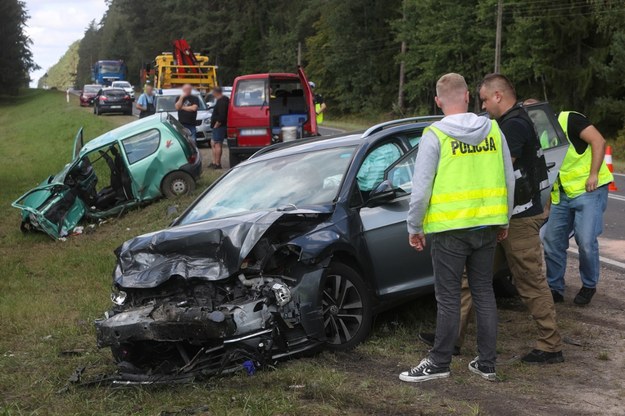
[154,89,213,144]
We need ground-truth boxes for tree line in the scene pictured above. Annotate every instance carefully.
[30,0,625,135]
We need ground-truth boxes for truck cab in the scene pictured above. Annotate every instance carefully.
[226,67,318,166]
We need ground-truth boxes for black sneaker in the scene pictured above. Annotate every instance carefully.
[521,349,564,364]
[574,287,596,305]
[399,358,450,383]
[468,357,496,381]
[418,332,461,356]
[551,290,564,303]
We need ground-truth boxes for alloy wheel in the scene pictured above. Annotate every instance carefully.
[171,178,188,195]
[322,273,364,345]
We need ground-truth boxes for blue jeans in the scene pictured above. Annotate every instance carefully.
[183,124,197,142]
[429,227,498,368]
[544,185,609,294]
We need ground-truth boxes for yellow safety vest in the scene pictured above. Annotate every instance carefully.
[552,112,613,204]
[315,103,324,124]
[423,122,509,234]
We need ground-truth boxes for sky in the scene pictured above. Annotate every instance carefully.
[24,0,108,86]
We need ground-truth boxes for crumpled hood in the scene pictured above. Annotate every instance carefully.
[114,209,328,289]
[430,113,492,145]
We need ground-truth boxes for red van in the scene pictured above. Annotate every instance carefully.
[226,67,318,166]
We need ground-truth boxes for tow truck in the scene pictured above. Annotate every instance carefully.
[140,39,218,93]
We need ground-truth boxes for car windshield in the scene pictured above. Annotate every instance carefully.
[112,82,130,88]
[100,63,121,72]
[179,146,356,224]
[155,95,207,112]
[84,86,100,93]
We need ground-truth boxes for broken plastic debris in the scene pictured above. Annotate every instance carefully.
[42,335,53,341]
[166,205,179,216]
[242,360,256,376]
[73,226,84,235]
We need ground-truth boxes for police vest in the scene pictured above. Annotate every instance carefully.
[552,111,613,203]
[423,123,509,234]
[315,103,324,124]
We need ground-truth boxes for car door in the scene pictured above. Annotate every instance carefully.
[119,128,164,200]
[297,66,318,136]
[523,102,570,205]
[357,135,434,298]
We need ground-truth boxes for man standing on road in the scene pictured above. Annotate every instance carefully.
[541,108,613,305]
[309,82,327,125]
[477,74,564,364]
[136,84,156,118]
[209,86,229,169]
[399,73,514,383]
[175,84,200,142]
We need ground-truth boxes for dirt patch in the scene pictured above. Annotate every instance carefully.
[328,257,625,415]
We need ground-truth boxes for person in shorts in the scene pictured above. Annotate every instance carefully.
[210,86,229,169]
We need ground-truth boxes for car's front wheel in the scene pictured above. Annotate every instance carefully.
[161,171,196,198]
[321,262,373,351]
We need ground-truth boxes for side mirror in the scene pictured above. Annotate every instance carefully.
[366,180,396,207]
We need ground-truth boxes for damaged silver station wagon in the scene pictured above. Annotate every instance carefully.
[96,106,569,383]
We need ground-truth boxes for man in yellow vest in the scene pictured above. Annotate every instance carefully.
[544,111,613,305]
[399,73,514,383]
[309,82,326,124]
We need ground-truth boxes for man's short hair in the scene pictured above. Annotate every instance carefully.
[480,74,516,99]
[436,73,468,101]
[212,86,223,94]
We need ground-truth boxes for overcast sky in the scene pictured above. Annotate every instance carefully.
[24,0,108,86]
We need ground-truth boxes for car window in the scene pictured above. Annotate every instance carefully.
[105,89,127,98]
[179,146,356,224]
[408,135,422,147]
[155,95,207,112]
[356,142,402,192]
[122,129,161,164]
[234,79,267,107]
[387,148,418,195]
[526,106,566,150]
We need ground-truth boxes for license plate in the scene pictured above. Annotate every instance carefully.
[111,106,121,109]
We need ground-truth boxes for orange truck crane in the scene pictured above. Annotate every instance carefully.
[140,39,218,93]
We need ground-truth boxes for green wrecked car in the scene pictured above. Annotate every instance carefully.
[12,114,202,239]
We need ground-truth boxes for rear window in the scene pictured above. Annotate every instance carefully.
[122,129,161,164]
[155,95,207,112]
[105,89,127,97]
[234,79,267,107]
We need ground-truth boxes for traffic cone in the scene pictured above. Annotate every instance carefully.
[605,145,618,192]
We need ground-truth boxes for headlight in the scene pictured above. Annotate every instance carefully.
[203,118,211,125]
[111,290,127,306]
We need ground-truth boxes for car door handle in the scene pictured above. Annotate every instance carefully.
[546,162,556,170]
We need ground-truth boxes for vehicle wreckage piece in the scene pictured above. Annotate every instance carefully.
[95,210,330,383]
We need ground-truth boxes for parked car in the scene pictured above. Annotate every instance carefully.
[12,114,202,240]
[79,84,102,106]
[111,80,135,100]
[94,102,568,383]
[94,88,133,116]
[154,88,213,145]
[227,67,318,167]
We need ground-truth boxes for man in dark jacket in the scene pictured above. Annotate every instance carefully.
[210,86,229,169]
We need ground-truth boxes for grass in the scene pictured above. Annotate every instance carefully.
[0,90,614,415]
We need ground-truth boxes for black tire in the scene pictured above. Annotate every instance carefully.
[161,171,195,198]
[321,262,373,351]
[125,110,132,116]
[493,269,518,298]
[228,149,241,167]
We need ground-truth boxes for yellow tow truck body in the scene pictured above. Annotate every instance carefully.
[153,52,218,92]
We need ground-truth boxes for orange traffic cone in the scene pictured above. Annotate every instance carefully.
[605,145,618,192]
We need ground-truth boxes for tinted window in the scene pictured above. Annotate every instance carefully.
[179,146,355,224]
[356,142,402,191]
[234,79,267,106]
[155,95,207,112]
[527,106,566,150]
[387,150,418,194]
[122,129,161,164]
[84,85,100,93]
[104,89,127,98]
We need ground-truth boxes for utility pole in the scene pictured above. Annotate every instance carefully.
[494,0,503,73]
[297,42,302,66]
[397,0,407,112]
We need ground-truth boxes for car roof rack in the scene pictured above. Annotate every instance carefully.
[361,115,443,138]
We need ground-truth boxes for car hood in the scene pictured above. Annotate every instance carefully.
[114,208,332,289]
